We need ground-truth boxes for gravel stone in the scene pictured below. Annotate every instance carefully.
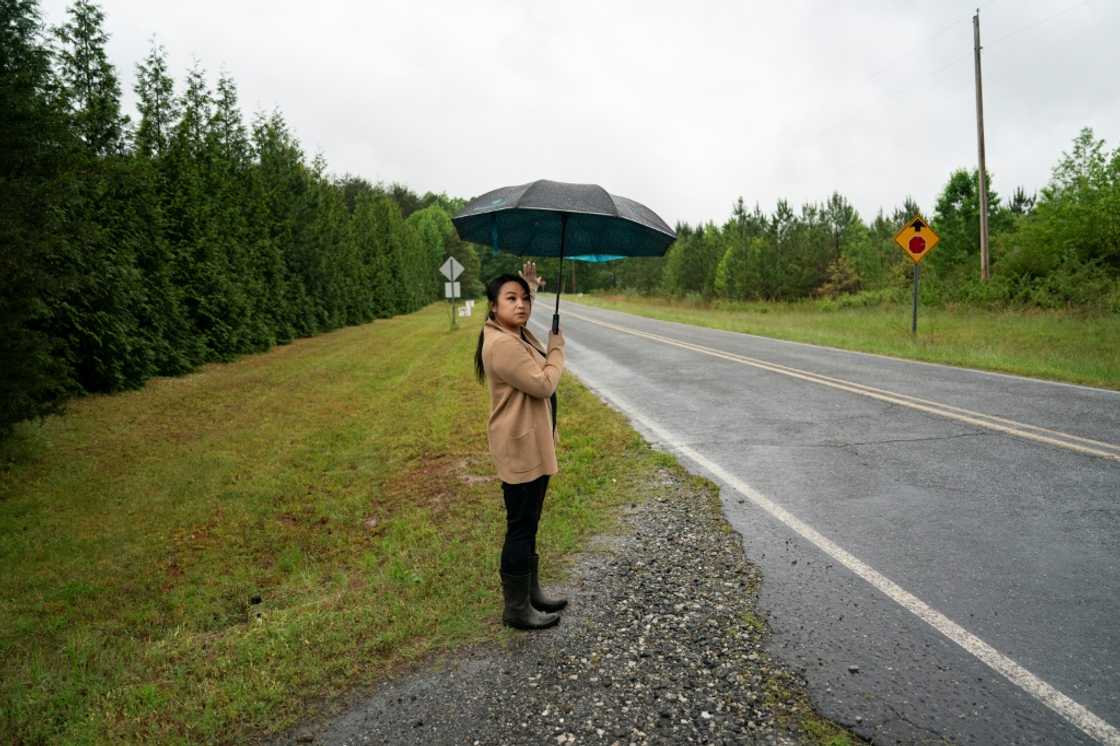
[269,467,851,745]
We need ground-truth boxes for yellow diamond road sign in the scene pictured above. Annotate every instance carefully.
[894,214,940,264]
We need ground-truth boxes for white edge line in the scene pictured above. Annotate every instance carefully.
[564,298,1120,396]
[555,351,1120,746]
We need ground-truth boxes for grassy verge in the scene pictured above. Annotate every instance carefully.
[570,292,1120,390]
[0,304,669,744]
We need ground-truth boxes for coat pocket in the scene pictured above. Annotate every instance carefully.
[505,427,541,473]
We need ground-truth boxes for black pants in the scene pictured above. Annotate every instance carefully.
[500,474,550,575]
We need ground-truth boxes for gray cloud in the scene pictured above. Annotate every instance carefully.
[41,0,1120,226]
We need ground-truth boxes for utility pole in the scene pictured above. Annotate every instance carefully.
[973,9,991,281]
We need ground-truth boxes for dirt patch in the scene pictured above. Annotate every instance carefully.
[277,513,300,527]
[162,561,185,593]
[381,453,497,519]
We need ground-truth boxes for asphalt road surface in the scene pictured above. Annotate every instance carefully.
[528,298,1120,745]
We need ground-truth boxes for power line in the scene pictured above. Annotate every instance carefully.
[985,0,1090,46]
[873,1,1092,102]
[862,5,986,87]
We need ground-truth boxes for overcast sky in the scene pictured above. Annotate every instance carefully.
[39,0,1120,227]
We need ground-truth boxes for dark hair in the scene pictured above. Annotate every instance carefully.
[475,273,532,383]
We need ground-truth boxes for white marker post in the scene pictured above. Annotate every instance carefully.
[440,257,464,329]
[444,282,461,325]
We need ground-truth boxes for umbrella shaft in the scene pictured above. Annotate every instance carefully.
[553,215,566,334]
[555,254,563,316]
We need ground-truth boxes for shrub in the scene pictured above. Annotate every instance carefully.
[814,256,862,298]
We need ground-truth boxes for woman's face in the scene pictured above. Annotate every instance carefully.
[492,281,531,331]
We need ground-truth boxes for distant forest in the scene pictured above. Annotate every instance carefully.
[494,128,1120,313]
[3,0,1118,438]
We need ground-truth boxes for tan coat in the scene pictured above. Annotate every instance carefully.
[481,318,565,484]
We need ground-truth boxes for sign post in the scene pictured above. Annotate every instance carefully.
[893,215,940,335]
[440,257,464,329]
[911,263,920,335]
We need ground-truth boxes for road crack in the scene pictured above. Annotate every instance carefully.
[880,702,953,744]
[812,432,989,449]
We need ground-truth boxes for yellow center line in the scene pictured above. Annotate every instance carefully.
[565,310,1120,463]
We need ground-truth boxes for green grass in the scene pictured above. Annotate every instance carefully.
[570,292,1120,390]
[0,303,668,744]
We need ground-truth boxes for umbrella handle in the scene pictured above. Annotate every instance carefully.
[552,313,560,335]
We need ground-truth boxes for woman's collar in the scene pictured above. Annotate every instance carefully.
[485,318,521,336]
[485,318,541,347]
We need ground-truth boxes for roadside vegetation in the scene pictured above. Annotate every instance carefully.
[571,292,1120,389]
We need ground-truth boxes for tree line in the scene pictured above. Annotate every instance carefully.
[525,128,1120,311]
[1,0,483,438]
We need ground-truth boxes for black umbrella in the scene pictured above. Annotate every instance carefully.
[452,179,676,333]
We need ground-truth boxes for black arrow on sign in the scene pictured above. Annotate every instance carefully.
[911,218,925,231]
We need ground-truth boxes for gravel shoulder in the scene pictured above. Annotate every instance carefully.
[268,466,859,745]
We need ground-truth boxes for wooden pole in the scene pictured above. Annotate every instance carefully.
[974,10,991,281]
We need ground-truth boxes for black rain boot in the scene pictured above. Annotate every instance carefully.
[529,553,568,613]
[501,571,560,630]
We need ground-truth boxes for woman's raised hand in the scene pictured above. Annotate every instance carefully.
[519,261,546,293]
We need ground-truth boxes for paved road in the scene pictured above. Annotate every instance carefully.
[529,299,1120,745]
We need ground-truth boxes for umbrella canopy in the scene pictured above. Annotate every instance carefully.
[569,254,625,263]
[453,179,675,332]
[453,179,674,258]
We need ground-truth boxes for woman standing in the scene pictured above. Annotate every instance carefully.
[474,262,568,630]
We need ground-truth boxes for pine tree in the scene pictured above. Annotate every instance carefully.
[124,154,195,374]
[931,168,1008,277]
[48,0,159,392]
[1008,186,1035,216]
[126,40,199,369]
[0,0,77,435]
[204,71,255,351]
[163,62,234,359]
[252,111,308,342]
[351,189,389,318]
[52,0,125,155]
[823,192,859,263]
[133,40,178,157]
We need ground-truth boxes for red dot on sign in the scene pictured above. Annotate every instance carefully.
[908,236,926,254]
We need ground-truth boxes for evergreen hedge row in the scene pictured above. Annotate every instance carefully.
[2,0,474,438]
